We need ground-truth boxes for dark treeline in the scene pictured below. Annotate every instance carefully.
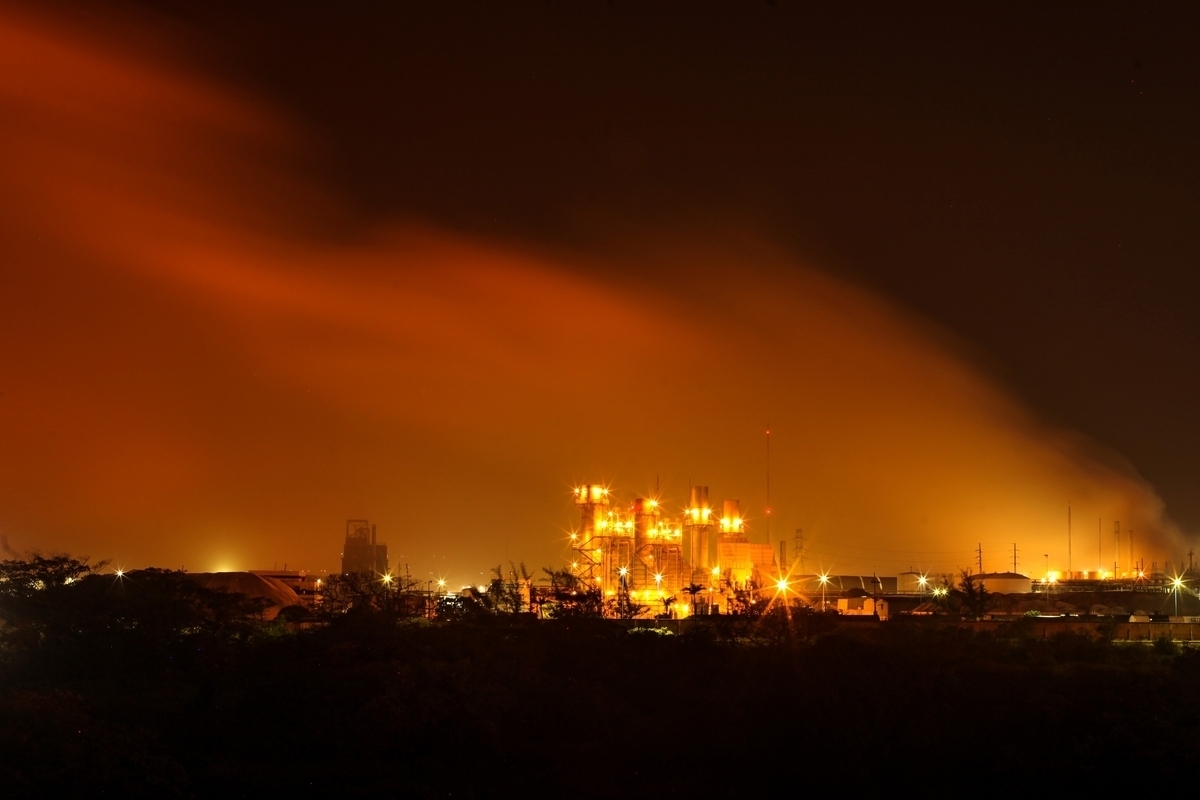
[2,556,1199,797]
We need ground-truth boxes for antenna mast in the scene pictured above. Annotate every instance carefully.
[1114,520,1120,575]
[765,423,771,546]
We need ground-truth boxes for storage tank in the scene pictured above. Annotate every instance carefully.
[973,572,1032,594]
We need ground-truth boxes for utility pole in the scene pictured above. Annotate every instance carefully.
[1068,504,1072,576]
[1012,543,1019,573]
[976,543,983,574]
[794,528,805,574]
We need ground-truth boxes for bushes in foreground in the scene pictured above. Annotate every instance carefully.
[3,557,1200,796]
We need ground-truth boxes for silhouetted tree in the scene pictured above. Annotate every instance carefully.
[682,583,705,615]
[541,567,603,617]
[952,571,992,620]
[315,571,421,618]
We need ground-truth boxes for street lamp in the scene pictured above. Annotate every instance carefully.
[917,574,927,597]
[1172,576,1185,616]
[818,573,830,611]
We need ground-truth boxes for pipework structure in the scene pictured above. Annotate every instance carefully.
[568,484,778,616]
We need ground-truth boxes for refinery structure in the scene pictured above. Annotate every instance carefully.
[557,482,1200,621]
[569,483,779,615]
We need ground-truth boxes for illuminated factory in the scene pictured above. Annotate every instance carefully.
[570,484,778,614]
[563,485,1200,620]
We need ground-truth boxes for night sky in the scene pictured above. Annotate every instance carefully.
[1,1,1197,585]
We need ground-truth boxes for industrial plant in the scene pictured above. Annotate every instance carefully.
[567,483,777,615]
[282,484,1200,628]
[554,483,1200,623]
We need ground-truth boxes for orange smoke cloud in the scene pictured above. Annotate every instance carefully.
[0,6,1181,582]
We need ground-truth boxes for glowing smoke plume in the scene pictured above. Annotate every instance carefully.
[0,7,1182,580]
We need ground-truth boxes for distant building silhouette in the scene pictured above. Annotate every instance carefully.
[341,519,388,576]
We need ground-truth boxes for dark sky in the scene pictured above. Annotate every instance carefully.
[1,1,1197,581]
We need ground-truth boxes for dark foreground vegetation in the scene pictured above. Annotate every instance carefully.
[3,557,1200,797]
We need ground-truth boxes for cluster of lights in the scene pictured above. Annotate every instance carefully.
[573,485,609,504]
[647,523,683,540]
[719,516,744,534]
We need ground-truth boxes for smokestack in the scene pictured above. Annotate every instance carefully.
[721,499,743,537]
[688,485,711,569]
[633,497,652,552]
